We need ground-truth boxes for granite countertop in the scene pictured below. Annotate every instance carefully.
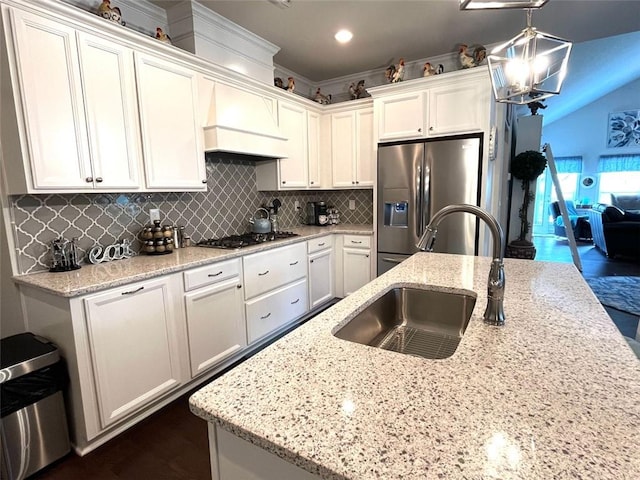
[189,253,640,480]
[13,225,372,297]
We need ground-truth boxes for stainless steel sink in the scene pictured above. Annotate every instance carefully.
[334,287,476,359]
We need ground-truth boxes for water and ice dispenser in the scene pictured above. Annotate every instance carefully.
[383,201,409,228]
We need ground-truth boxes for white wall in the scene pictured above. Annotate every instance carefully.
[541,79,640,204]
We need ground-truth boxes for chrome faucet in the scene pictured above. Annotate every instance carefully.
[416,204,506,326]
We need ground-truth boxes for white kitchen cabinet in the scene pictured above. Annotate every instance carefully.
[307,110,321,188]
[331,107,374,188]
[77,32,143,190]
[308,235,334,308]
[342,235,372,296]
[276,100,308,188]
[184,260,246,378]
[135,52,206,191]
[243,242,308,343]
[426,81,486,136]
[4,8,92,191]
[83,277,185,428]
[376,91,426,142]
[245,278,308,344]
[255,101,323,191]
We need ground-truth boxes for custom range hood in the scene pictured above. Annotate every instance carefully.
[202,81,288,159]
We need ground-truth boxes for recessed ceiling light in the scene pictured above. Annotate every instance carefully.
[335,29,353,44]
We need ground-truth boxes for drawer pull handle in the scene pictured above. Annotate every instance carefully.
[318,242,325,247]
[258,270,269,276]
[122,286,144,295]
[261,312,271,319]
[291,298,300,305]
[207,271,223,277]
[289,261,299,266]
[351,240,363,244]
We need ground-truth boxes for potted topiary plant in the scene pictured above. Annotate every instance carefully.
[506,150,547,260]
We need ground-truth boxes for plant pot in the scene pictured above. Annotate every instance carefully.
[505,242,536,260]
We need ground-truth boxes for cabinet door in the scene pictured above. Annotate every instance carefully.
[308,248,333,309]
[331,111,356,188]
[245,279,308,344]
[355,108,375,187]
[376,92,426,142]
[184,277,246,378]
[77,32,142,190]
[84,278,183,428]
[343,247,371,296]
[135,53,206,190]
[277,101,308,188]
[8,8,91,190]
[307,110,321,188]
[427,82,485,136]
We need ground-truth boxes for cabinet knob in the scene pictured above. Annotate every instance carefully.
[202,179,207,184]
[310,181,314,185]
[310,259,314,263]
[282,181,286,184]
[429,126,434,131]
[366,255,369,258]
[237,284,242,289]
[352,181,356,185]
[95,177,103,183]
[418,128,422,132]
[356,181,360,184]
[85,177,93,183]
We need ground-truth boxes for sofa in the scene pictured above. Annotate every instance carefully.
[610,194,640,213]
[549,200,592,241]
[588,203,640,260]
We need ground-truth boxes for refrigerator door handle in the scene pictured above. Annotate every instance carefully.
[423,156,431,235]
[415,163,422,234]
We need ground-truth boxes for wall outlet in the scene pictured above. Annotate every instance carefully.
[349,199,356,210]
[294,200,300,211]
[149,208,161,223]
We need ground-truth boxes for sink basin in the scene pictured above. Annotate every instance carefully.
[334,287,476,359]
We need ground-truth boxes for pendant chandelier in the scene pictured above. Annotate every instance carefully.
[486,9,572,104]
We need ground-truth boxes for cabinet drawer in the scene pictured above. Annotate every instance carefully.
[245,279,308,344]
[307,235,332,254]
[343,235,371,249]
[183,258,241,291]
[243,243,306,299]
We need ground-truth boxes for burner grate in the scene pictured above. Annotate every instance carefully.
[197,232,299,249]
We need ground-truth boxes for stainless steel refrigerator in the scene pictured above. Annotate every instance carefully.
[377,134,482,275]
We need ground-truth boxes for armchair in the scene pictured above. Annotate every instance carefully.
[548,200,592,241]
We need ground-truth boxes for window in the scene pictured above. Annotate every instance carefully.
[597,154,640,204]
[533,156,582,235]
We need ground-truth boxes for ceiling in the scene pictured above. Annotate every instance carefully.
[149,0,640,82]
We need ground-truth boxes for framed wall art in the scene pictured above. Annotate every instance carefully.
[607,110,640,148]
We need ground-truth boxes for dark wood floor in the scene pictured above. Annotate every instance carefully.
[33,239,640,480]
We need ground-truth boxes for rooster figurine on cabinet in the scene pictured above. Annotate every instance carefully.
[423,62,444,77]
[155,27,172,44]
[391,58,405,83]
[287,77,295,92]
[349,80,366,99]
[97,0,125,26]
[458,44,486,69]
[314,88,332,105]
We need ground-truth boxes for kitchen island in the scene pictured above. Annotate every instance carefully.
[190,252,640,480]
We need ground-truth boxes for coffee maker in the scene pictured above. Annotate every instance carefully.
[306,201,329,226]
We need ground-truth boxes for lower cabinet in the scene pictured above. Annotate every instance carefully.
[84,278,185,428]
[183,259,246,378]
[341,235,372,296]
[245,279,308,344]
[243,242,309,343]
[308,235,334,308]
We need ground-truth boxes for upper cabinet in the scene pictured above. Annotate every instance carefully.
[1,5,206,194]
[371,69,491,143]
[255,100,323,191]
[135,52,206,191]
[330,106,374,188]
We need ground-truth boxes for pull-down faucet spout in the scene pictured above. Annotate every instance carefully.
[417,204,506,326]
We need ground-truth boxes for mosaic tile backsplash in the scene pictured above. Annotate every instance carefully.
[10,156,373,274]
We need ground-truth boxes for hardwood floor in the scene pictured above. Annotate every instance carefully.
[32,242,639,480]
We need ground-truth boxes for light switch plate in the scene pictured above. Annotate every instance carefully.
[349,199,356,210]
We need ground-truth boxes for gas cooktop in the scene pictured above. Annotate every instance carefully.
[197,231,299,249]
